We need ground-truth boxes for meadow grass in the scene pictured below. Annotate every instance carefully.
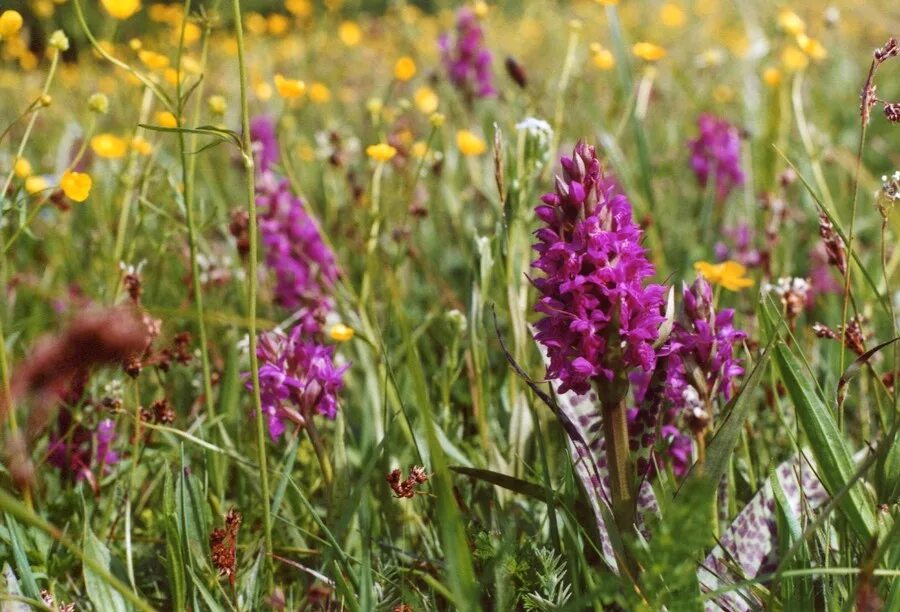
[0,0,899,610]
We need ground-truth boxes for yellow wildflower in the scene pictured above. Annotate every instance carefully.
[632,42,666,61]
[244,13,267,35]
[473,1,489,18]
[796,34,827,60]
[60,170,92,202]
[33,1,55,19]
[100,0,142,20]
[414,86,439,114]
[338,21,361,46]
[285,0,312,17]
[0,10,24,38]
[267,14,291,36]
[308,82,331,104]
[366,143,397,162]
[329,324,355,342]
[659,3,685,28]
[155,111,178,128]
[274,74,306,99]
[178,22,201,45]
[429,112,445,127]
[781,46,808,71]
[694,260,754,291]
[594,0,619,5]
[777,8,805,36]
[25,175,48,195]
[131,137,153,155]
[14,158,32,178]
[763,66,782,87]
[394,56,416,81]
[456,130,486,156]
[91,134,128,159]
[411,141,428,158]
[138,49,169,70]
[589,43,615,70]
[255,81,273,101]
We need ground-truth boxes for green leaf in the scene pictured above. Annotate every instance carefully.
[772,343,877,543]
[163,468,187,612]
[450,466,553,503]
[83,524,131,612]
[4,516,39,601]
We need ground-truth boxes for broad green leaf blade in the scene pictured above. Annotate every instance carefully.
[450,466,553,502]
[772,343,876,542]
[83,524,131,612]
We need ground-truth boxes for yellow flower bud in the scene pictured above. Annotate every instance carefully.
[329,324,355,342]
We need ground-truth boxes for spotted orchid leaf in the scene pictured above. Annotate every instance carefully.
[699,454,830,611]
[551,382,660,572]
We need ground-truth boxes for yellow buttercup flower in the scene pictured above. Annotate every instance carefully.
[267,14,291,36]
[101,0,142,20]
[14,158,32,178]
[131,137,153,155]
[0,10,24,38]
[394,56,416,81]
[414,86,439,114]
[138,49,169,70]
[91,134,128,159]
[694,260,754,291]
[338,21,361,46]
[589,43,615,70]
[329,324,355,342]
[632,42,666,61]
[777,8,805,36]
[781,46,808,72]
[308,82,331,104]
[180,22,201,45]
[366,143,397,162]
[25,175,48,195]
[60,170,92,202]
[594,0,619,5]
[796,34,827,61]
[473,1,489,18]
[411,141,428,158]
[456,130,486,156]
[274,74,306,99]
[763,67,782,87]
[659,3,685,28]
[285,0,312,17]
[155,111,178,128]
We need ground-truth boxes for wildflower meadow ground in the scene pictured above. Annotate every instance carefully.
[1,0,900,610]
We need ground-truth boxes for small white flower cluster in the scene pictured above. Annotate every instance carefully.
[763,277,810,319]
[515,117,554,175]
[762,276,810,298]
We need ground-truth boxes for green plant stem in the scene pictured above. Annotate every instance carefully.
[175,0,216,426]
[231,0,274,588]
[359,160,385,306]
[838,120,868,430]
[601,398,634,533]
